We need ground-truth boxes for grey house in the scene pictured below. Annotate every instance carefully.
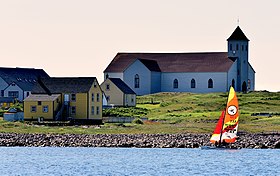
[0,67,49,101]
[104,26,255,95]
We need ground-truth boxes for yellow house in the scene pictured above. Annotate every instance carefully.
[24,94,61,120]
[24,77,103,124]
[101,78,136,107]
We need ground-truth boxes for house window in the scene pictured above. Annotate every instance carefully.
[131,97,134,103]
[248,79,251,89]
[94,81,97,88]
[134,74,140,88]
[96,93,100,102]
[71,94,76,102]
[229,44,232,51]
[91,106,94,115]
[43,106,48,113]
[71,106,76,115]
[38,101,42,105]
[8,91,19,98]
[105,74,109,79]
[92,93,94,102]
[31,106,36,112]
[232,79,235,89]
[208,79,213,88]
[173,79,178,89]
[1,90,4,97]
[27,92,30,97]
[236,44,239,51]
[191,79,196,88]
[11,83,16,86]
[106,95,110,101]
[96,106,100,115]
[106,84,110,90]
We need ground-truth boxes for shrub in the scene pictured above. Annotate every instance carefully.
[132,118,144,124]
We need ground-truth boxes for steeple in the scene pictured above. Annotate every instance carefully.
[227,26,249,41]
[227,26,249,92]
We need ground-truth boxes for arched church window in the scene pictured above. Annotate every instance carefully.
[208,79,213,88]
[134,74,139,88]
[173,79,178,89]
[191,79,196,88]
[248,79,251,89]
[231,79,235,89]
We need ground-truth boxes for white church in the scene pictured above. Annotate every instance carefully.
[103,26,255,95]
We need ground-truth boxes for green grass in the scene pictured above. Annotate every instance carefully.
[0,91,280,134]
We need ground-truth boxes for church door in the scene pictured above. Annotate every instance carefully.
[242,81,247,93]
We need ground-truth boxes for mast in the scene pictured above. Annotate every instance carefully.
[218,87,231,146]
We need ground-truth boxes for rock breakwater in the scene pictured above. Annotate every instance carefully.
[0,133,279,149]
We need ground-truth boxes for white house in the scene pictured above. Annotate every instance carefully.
[0,67,49,101]
[103,26,255,95]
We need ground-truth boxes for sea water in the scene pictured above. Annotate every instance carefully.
[0,147,279,176]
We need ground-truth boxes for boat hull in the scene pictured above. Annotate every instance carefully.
[200,146,240,150]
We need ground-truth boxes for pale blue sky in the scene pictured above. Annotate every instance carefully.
[0,0,279,91]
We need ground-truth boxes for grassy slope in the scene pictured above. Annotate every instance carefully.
[0,91,279,134]
[136,91,280,133]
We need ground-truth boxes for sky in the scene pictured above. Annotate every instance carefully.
[0,0,279,91]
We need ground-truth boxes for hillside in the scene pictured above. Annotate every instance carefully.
[0,91,279,134]
[103,91,280,133]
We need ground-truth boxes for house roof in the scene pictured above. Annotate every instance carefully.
[104,52,234,73]
[0,97,15,103]
[32,77,97,94]
[24,94,60,101]
[227,26,249,41]
[0,67,49,91]
[108,78,136,94]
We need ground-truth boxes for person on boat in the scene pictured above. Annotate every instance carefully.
[222,140,229,147]
[214,141,219,147]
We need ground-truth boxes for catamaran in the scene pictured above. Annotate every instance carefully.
[202,86,239,149]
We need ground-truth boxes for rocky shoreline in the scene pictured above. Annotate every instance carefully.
[0,133,280,149]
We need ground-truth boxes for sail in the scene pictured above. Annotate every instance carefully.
[210,87,239,144]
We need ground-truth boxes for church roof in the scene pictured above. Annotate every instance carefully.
[104,52,234,73]
[138,59,161,72]
[108,78,136,94]
[227,26,249,41]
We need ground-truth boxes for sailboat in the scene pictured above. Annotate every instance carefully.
[202,86,239,149]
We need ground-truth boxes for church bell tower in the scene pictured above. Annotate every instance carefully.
[227,26,250,92]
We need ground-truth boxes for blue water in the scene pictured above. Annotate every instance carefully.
[0,147,279,176]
